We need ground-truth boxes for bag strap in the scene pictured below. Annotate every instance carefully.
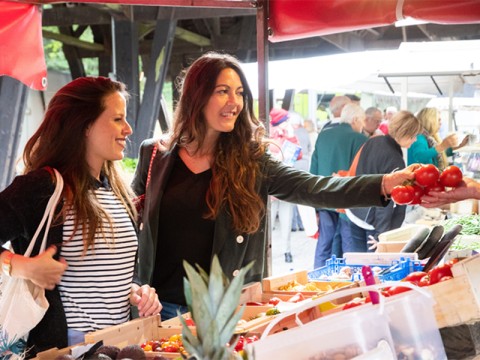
[145,145,158,189]
[24,168,64,257]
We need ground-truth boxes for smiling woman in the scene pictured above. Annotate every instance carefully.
[0,76,161,357]
[131,51,420,322]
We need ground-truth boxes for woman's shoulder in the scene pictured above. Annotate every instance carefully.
[4,168,55,196]
[140,136,173,153]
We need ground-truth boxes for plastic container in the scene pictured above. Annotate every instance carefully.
[308,256,423,282]
[247,285,396,360]
[384,287,447,359]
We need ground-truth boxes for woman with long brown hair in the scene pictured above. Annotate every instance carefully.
[132,51,419,320]
[0,76,161,356]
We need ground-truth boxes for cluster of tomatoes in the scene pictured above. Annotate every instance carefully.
[140,334,186,354]
[391,164,463,205]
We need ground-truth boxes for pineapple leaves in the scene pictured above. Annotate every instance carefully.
[181,256,254,360]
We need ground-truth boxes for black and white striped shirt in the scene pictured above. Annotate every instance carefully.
[59,185,137,332]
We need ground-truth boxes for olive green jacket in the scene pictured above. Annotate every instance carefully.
[132,139,387,285]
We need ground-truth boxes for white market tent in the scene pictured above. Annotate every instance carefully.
[241,39,480,122]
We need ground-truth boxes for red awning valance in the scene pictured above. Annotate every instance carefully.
[269,0,480,42]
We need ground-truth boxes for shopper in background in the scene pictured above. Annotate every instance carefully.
[310,103,368,268]
[0,77,161,355]
[132,52,419,320]
[407,107,468,170]
[378,106,397,135]
[362,107,384,137]
[347,111,423,251]
[320,95,352,131]
[268,108,302,263]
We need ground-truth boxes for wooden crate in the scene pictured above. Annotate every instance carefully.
[429,254,480,328]
[262,269,353,296]
[161,304,278,334]
[35,316,181,359]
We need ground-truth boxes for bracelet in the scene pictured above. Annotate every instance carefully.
[381,174,391,201]
[2,251,14,277]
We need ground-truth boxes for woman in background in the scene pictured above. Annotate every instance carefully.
[407,107,468,170]
[347,111,423,252]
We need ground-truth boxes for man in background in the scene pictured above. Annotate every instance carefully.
[320,95,351,131]
[363,107,384,137]
[310,103,367,268]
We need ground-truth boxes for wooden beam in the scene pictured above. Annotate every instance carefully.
[175,26,211,47]
[43,29,105,51]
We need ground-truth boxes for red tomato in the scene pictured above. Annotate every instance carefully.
[424,181,445,195]
[245,301,265,306]
[391,185,415,205]
[235,336,245,352]
[185,318,195,326]
[439,165,463,188]
[439,275,453,282]
[342,297,366,310]
[387,285,412,296]
[414,164,440,187]
[246,335,259,343]
[428,264,453,285]
[404,271,428,285]
[418,275,431,287]
[409,185,425,205]
[268,297,282,306]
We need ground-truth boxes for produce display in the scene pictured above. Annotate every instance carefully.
[391,164,463,205]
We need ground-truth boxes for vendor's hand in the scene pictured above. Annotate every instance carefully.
[13,245,68,290]
[421,177,480,208]
[130,284,162,317]
[441,133,459,150]
[382,164,422,194]
[454,135,469,150]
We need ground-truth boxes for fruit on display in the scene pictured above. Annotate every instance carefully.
[116,344,146,360]
[93,345,121,359]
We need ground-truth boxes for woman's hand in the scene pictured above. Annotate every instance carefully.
[421,177,480,207]
[382,164,422,195]
[438,133,459,151]
[12,245,68,290]
[453,135,469,150]
[130,284,162,317]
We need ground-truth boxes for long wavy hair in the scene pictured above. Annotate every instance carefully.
[169,52,268,233]
[23,76,137,250]
[416,107,447,167]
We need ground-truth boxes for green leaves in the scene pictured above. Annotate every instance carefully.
[181,255,253,360]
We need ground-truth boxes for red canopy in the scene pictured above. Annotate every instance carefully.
[269,0,480,42]
[0,1,47,90]
[1,0,480,90]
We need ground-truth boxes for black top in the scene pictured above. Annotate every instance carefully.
[152,156,214,305]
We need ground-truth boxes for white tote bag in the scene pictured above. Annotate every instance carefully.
[0,168,64,343]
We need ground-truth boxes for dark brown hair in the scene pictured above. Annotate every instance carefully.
[170,52,268,233]
[23,76,136,250]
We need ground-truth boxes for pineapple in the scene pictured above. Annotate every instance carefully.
[179,255,253,360]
